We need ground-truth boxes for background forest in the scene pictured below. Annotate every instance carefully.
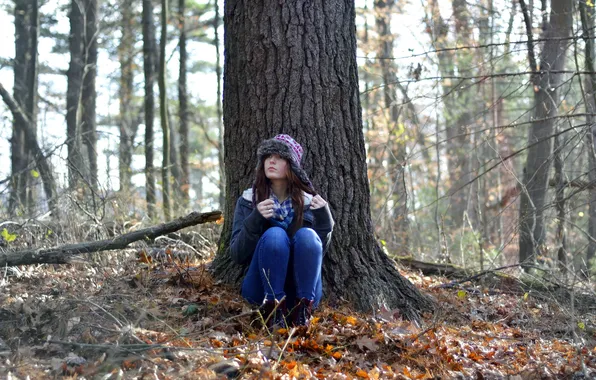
[1,0,595,275]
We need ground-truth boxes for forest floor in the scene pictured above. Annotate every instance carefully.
[0,241,595,379]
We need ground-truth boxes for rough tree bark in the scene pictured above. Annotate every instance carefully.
[518,0,572,265]
[143,0,157,219]
[211,0,434,319]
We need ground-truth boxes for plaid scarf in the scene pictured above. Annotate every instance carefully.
[269,192,294,230]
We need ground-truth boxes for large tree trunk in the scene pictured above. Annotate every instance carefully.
[374,0,409,254]
[518,0,572,265]
[211,0,434,319]
[82,0,98,189]
[66,0,85,189]
[159,0,171,220]
[178,0,190,208]
[118,0,137,194]
[143,0,157,219]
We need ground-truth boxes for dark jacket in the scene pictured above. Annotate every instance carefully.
[230,188,335,265]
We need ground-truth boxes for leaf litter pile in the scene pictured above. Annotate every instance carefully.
[0,246,595,379]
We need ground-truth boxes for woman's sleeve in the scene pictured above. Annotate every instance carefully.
[229,198,268,265]
[311,204,335,254]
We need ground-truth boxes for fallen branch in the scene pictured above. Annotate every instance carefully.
[437,263,523,288]
[394,256,468,278]
[0,211,222,266]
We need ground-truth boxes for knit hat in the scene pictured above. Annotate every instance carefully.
[256,134,314,190]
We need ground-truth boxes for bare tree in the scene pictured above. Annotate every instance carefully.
[11,0,39,213]
[159,0,171,220]
[580,0,596,275]
[426,0,475,229]
[143,0,157,219]
[66,0,85,189]
[118,0,138,194]
[374,0,409,254]
[214,0,224,210]
[178,0,190,209]
[82,0,99,189]
[518,0,573,266]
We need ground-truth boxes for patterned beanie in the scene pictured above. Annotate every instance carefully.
[256,134,314,190]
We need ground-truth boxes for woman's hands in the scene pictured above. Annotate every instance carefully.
[310,195,327,210]
[257,199,275,219]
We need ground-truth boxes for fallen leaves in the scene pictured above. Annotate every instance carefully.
[0,254,595,380]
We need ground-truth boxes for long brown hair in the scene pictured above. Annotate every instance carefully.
[253,158,315,229]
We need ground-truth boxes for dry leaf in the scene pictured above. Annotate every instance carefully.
[355,336,379,352]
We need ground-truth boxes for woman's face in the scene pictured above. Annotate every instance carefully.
[264,154,289,181]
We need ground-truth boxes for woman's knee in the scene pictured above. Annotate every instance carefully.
[258,227,290,254]
[293,228,322,252]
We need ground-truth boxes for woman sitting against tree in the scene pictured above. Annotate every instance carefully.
[229,134,334,330]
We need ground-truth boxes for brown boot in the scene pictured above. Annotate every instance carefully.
[259,299,288,331]
[290,298,314,327]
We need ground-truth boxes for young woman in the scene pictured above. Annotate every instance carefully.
[229,134,334,329]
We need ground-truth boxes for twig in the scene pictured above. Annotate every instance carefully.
[0,221,21,229]
[274,327,296,370]
[67,194,102,225]
[71,298,124,328]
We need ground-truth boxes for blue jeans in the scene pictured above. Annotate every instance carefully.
[241,227,323,309]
